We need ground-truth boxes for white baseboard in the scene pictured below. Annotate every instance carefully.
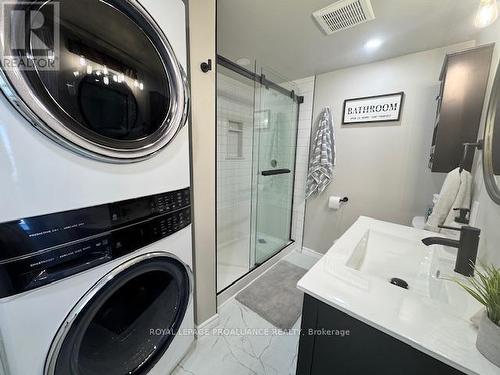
[301,246,324,259]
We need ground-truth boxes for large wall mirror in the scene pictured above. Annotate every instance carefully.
[483,61,500,205]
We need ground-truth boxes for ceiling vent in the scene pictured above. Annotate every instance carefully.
[313,0,375,35]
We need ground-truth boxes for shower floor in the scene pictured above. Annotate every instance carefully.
[217,233,290,292]
[255,233,290,265]
[217,237,250,292]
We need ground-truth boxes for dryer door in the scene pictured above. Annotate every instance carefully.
[0,0,189,162]
[45,253,192,375]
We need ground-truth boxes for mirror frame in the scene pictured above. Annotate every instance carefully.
[483,60,500,205]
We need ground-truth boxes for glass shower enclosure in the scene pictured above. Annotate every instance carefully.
[216,57,301,292]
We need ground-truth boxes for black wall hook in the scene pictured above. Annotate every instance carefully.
[200,59,212,73]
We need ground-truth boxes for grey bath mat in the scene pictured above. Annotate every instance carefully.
[236,261,307,330]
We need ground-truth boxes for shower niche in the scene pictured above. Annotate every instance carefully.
[226,121,244,160]
[216,57,302,292]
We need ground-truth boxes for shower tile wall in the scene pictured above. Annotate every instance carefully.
[290,76,316,250]
[217,72,254,290]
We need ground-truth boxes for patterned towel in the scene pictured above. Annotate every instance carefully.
[306,107,335,198]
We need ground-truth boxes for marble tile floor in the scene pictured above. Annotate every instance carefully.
[173,250,321,375]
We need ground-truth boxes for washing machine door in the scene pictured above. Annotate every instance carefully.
[45,253,192,375]
[0,0,189,162]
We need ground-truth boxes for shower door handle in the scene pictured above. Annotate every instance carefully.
[261,169,291,176]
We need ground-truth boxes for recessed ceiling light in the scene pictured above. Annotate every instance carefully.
[365,38,383,50]
[236,58,251,66]
[475,0,498,28]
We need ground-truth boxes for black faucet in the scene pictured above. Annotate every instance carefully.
[421,225,481,277]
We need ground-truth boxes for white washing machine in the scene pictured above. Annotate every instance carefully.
[0,0,194,374]
[0,199,194,375]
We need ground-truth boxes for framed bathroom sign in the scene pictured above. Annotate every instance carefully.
[342,92,404,124]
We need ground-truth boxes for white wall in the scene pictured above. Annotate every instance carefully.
[303,41,475,253]
[471,21,500,267]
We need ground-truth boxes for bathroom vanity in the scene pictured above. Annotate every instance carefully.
[296,217,499,375]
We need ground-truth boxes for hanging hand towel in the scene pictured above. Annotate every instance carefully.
[306,107,336,198]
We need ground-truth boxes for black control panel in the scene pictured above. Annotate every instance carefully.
[0,188,191,298]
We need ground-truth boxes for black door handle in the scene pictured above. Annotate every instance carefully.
[261,169,291,176]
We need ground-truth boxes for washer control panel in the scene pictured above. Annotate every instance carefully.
[0,188,191,298]
[0,188,190,261]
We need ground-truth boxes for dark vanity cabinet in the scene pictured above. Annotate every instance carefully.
[429,44,494,173]
[296,295,465,375]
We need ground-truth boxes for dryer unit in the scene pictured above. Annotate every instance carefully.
[0,0,191,222]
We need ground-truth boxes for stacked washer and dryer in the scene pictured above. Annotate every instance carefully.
[0,0,194,374]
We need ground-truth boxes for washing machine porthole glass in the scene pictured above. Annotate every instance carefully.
[49,256,191,375]
[1,0,189,162]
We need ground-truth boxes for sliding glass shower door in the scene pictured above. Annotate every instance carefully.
[216,59,299,292]
[251,70,299,265]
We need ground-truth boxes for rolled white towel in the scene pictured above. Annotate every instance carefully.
[425,168,472,234]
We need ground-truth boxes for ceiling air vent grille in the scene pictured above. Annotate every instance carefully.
[313,0,375,35]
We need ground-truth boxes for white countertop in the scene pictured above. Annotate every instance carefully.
[297,216,500,375]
